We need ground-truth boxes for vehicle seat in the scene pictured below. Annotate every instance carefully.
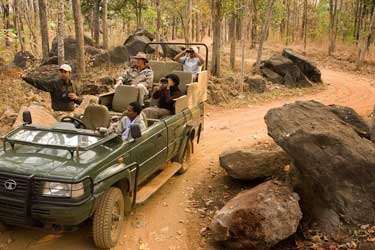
[171,71,194,94]
[112,85,139,113]
[81,104,110,130]
[149,61,165,83]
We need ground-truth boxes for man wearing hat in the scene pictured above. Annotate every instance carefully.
[174,47,205,80]
[115,52,154,106]
[22,64,83,112]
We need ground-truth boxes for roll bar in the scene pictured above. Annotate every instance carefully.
[146,42,209,70]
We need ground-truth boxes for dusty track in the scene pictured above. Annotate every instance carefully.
[6,69,375,250]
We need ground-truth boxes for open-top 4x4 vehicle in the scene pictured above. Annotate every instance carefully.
[0,43,208,249]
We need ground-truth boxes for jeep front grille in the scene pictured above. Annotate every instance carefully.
[0,173,33,224]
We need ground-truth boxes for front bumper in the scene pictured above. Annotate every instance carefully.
[31,197,95,226]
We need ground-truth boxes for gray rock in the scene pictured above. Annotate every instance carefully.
[260,67,283,84]
[244,75,267,93]
[211,180,302,250]
[262,55,312,88]
[265,100,375,238]
[125,35,155,56]
[219,143,290,180]
[49,36,95,61]
[13,51,35,68]
[328,104,371,139]
[282,48,322,83]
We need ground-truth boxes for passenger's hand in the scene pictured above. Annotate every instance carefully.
[68,93,77,100]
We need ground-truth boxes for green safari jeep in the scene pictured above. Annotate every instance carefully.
[0,101,203,248]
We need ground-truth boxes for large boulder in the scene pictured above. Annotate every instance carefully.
[282,48,321,83]
[13,104,57,128]
[328,104,371,139]
[261,55,312,88]
[244,75,267,93]
[13,51,35,68]
[125,36,155,56]
[91,46,130,67]
[160,43,183,59]
[210,180,302,250]
[265,100,375,238]
[219,143,290,180]
[124,28,155,45]
[49,36,95,61]
[24,65,60,83]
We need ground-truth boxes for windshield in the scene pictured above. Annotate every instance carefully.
[7,128,100,148]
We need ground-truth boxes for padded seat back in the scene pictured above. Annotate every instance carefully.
[82,104,110,130]
[149,61,165,83]
[112,85,139,112]
[164,61,182,74]
[171,71,194,94]
[150,61,183,83]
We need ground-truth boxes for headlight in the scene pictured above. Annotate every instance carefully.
[42,182,85,198]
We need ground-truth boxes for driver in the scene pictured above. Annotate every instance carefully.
[114,102,147,140]
[22,64,83,112]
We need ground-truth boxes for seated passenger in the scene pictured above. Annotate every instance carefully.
[114,102,147,140]
[115,52,154,106]
[143,74,182,119]
[173,47,205,80]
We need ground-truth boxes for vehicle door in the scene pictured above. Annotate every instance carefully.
[164,112,187,160]
[129,120,168,184]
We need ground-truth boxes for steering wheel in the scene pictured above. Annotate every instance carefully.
[60,116,86,129]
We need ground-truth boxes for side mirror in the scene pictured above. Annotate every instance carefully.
[22,111,32,125]
[130,124,142,139]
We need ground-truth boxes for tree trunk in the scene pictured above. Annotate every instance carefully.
[195,12,200,42]
[72,0,86,76]
[229,14,236,70]
[240,2,248,96]
[102,0,109,49]
[328,0,338,56]
[93,0,100,46]
[211,0,222,77]
[356,5,375,69]
[155,0,161,57]
[38,0,49,61]
[57,0,65,65]
[251,0,258,49]
[2,1,10,47]
[255,0,275,71]
[172,16,176,40]
[303,0,307,50]
[187,0,193,42]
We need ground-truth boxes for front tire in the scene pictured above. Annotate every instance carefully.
[93,187,125,249]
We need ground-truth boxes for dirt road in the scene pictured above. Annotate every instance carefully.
[5,69,375,250]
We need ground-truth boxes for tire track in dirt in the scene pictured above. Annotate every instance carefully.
[6,68,375,250]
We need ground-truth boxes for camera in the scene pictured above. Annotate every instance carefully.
[160,78,168,84]
[186,49,194,53]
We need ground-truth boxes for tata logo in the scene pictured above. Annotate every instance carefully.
[4,179,17,191]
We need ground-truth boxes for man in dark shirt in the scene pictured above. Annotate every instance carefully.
[22,64,82,112]
[143,74,182,119]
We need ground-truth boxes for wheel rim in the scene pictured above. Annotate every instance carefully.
[110,200,123,241]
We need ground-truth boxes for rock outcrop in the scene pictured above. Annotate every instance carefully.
[211,180,302,250]
[265,100,375,238]
[219,143,290,180]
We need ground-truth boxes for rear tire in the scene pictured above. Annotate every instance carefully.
[93,187,125,249]
[177,139,192,174]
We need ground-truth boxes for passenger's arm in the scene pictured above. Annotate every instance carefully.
[152,88,162,99]
[173,50,186,62]
[196,53,205,66]
[116,68,131,86]
[22,77,53,92]
[164,89,182,103]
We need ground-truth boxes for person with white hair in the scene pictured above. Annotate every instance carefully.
[22,64,83,112]
[173,46,205,80]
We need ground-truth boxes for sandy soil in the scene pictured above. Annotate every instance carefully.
[2,68,375,250]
